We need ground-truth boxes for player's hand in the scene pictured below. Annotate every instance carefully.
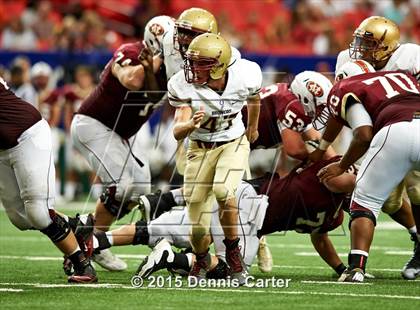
[189,110,205,129]
[246,127,259,143]
[139,45,154,74]
[309,148,325,163]
[317,162,345,183]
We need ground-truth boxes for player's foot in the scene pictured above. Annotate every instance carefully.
[189,252,211,281]
[67,251,97,283]
[401,241,420,280]
[138,190,161,223]
[337,267,365,282]
[224,238,248,285]
[93,248,127,271]
[136,238,175,278]
[257,236,273,273]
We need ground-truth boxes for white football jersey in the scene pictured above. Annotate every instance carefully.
[168,58,262,142]
[162,28,242,80]
[336,43,420,81]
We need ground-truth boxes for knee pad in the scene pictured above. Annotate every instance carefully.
[349,201,377,228]
[24,199,54,230]
[132,220,149,245]
[382,182,404,215]
[206,259,229,279]
[405,171,420,205]
[40,211,71,243]
[100,185,132,219]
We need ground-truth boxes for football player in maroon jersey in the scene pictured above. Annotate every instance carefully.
[70,36,169,271]
[0,76,96,283]
[309,61,420,282]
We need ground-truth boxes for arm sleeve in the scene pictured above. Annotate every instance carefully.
[346,103,373,129]
[167,74,191,107]
[244,60,263,97]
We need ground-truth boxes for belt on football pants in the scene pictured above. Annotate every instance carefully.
[192,138,236,149]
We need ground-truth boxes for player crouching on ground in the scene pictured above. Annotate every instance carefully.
[168,33,261,284]
[0,76,96,283]
[309,60,420,282]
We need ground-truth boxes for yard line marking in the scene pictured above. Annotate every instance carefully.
[0,255,62,261]
[0,288,24,292]
[294,252,347,257]
[136,287,420,300]
[0,255,401,273]
[301,280,372,285]
[1,282,419,300]
[384,251,413,255]
[251,264,401,272]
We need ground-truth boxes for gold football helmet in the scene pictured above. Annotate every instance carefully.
[349,16,400,67]
[184,33,231,84]
[174,8,218,57]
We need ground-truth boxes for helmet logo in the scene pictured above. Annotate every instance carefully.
[149,23,164,37]
[306,81,323,97]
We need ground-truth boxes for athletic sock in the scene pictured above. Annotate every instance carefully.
[348,249,369,272]
[94,231,112,250]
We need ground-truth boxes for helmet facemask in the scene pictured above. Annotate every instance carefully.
[349,31,388,65]
[184,54,219,85]
[174,24,205,59]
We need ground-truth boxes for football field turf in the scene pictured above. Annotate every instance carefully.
[0,202,419,309]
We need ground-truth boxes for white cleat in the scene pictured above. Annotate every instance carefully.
[136,238,174,278]
[93,249,127,271]
[257,236,273,273]
[338,268,365,282]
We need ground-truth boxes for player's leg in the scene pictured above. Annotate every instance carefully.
[213,136,250,283]
[7,120,96,282]
[402,170,420,279]
[183,142,216,277]
[342,122,418,282]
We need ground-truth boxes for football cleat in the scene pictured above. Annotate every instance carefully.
[224,239,248,286]
[401,241,420,280]
[136,238,175,278]
[337,267,365,282]
[93,248,127,271]
[68,260,98,284]
[138,190,161,223]
[257,236,273,273]
[189,252,211,281]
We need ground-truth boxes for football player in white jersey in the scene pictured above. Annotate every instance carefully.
[335,16,420,81]
[335,16,420,280]
[168,33,261,284]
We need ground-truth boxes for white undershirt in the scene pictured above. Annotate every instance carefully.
[346,103,373,130]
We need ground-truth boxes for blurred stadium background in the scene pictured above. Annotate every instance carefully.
[0,0,419,202]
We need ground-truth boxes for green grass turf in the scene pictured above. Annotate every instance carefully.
[0,203,419,309]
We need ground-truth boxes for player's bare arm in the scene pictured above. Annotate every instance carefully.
[302,128,336,159]
[173,105,204,140]
[139,46,160,100]
[309,117,343,162]
[245,94,260,143]
[310,232,345,276]
[111,61,146,91]
[281,128,309,160]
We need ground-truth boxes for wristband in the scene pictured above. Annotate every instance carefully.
[319,139,331,151]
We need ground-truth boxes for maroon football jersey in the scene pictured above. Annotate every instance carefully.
[242,83,312,149]
[258,156,347,235]
[77,42,166,139]
[0,77,42,149]
[327,71,420,133]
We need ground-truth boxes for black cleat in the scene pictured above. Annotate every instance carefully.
[67,251,97,283]
[138,190,176,223]
[402,241,420,280]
